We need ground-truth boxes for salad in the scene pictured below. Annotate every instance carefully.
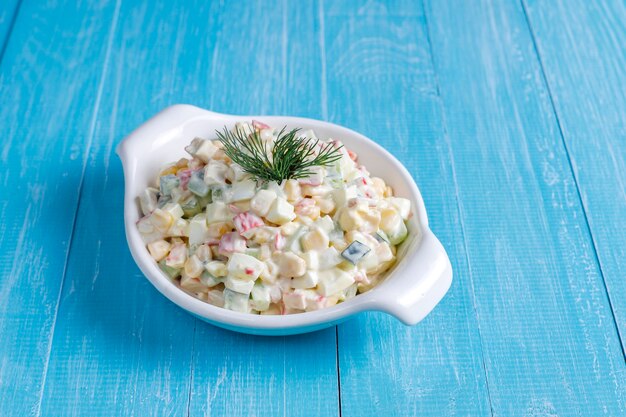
[136,121,411,314]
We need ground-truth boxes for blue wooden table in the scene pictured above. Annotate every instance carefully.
[2,0,626,415]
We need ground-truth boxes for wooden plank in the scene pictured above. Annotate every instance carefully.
[187,1,339,416]
[37,1,216,416]
[322,1,491,415]
[423,0,626,414]
[37,1,198,413]
[0,0,19,58]
[39,0,339,416]
[0,1,119,415]
[522,0,626,353]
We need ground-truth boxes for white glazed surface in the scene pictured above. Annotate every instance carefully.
[117,105,452,335]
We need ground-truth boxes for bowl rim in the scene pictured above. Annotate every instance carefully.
[117,104,450,331]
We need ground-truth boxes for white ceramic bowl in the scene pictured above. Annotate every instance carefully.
[117,105,452,335]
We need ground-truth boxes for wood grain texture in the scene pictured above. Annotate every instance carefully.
[37,1,199,413]
[0,1,119,415]
[322,1,491,415]
[38,1,339,416]
[2,0,626,415]
[522,0,626,354]
[423,0,626,414]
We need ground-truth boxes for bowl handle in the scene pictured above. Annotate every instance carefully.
[116,104,228,163]
[370,228,453,325]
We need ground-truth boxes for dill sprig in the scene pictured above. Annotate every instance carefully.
[216,125,343,182]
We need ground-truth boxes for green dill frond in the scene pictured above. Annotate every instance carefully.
[216,125,343,182]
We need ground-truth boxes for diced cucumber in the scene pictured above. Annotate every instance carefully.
[341,240,371,264]
[186,137,218,162]
[244,248,261,259]
[223,289,251,313]
[284,226,308,253]
[225,276,255,294]
[205,201,232,223]
[266,197,296,225]
[188,214,210,245]
[209,184,230,201]
[158,259,181,280]
[229,179,256,202]
[250,282,271,311]
[318,247,342,269]
[227,253,265,280]
[159,174,180,197]
[196,192,213,208]
[317,268,355,296]
[291,270,319,289]
[373,230,390,244]
[389,197,411,220]
[314,215,335,234]
[342,283,358,301]
[386,220,408,245]
[157,195,171,208]
[333,185,357,207]
[203,160,229,185]
[181,195,201,218]
[138,187,159,215]
[264,181,286,198]
[188,170,210,197]
[200,271,222,287]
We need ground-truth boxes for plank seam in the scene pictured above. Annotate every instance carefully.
[0,0,23,66]
[34,1,123,415]
[420,2,496,415]
[185,320,197,417]
[319,1,340,415]
[318,0,328,121]
[335,326,342,417]
[520,0,626,361]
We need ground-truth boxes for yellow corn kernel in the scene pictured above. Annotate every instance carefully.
[251,227,274,244]
[275,252,306,277]
[205,261,228,277]
[150,209,174,233]
[280,221,299,236]
[207,221,233,238]
[194,244,213,263]
[338,208,363,231]
[180,275,207,293]
[284,179,301,202]
[330,239,348,252]
[383,185,394,197]
[358,208,381,233]
[260,303,282,315]
[301,228,329,251]
[325,295,340,307]
[260,259,279,283]
[213,149,230,163]
[371,177,387,196]
[297,204,321,221]
[380,208,402,232]
[314,197,336,215]
[184,255,204,278]
[159,165,178,177]
[195,292,209,301]
[230,200,251,212]
[307,205,321,220]
[301,184,331,197]
[147,239,171,261]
